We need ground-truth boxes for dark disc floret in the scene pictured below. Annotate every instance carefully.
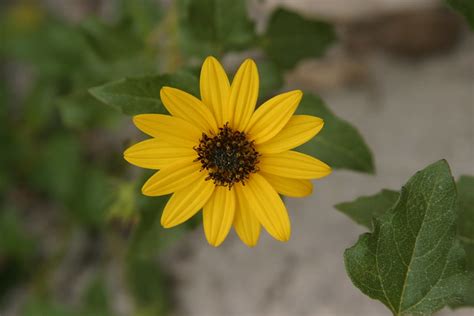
[194,123,260,188]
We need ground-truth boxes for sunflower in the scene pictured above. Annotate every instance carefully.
[124,56,331,247]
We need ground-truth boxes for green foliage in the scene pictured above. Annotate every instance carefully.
[179,0,256,56]
[23,80,58,132]
[344,161,470,315]
[119,0,163,37]
[296,94,375,173]
[1,0,383,314]
[80,277,112,316]
[336,173,474,308]
[79,18,144,62]
[0,209,36,300]
[90,72,199,115]
[126,256,170,315]
[57,93,120,130]
[335,190,399,229]
[257,60,284,100]
[22,299,81,316]
[262,8,336,69]
[0,210,35,259]
[447,0,474,29]
[455,176,474,306]
[69,167,114,227]
[30,134,82,203]
[22,277,111,316]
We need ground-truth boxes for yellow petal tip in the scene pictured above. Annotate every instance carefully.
[160,217,173,229]
[141,182,156,197]
[207,239,222,247]
[240,58,256,68]
[132,114,148,127]
[203,56,222,68]
[243,241,258,248]
[141,186,151,196]
[160,86,170,93]
[275,230,291,242]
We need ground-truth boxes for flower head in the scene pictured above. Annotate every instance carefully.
[124,56,331,247]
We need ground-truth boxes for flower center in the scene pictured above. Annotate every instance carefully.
[194,123,260,188]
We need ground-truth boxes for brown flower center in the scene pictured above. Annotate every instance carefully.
[194,123,260,188]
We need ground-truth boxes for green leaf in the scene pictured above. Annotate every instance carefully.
[344,160,469,315]
[1,15,88,78]
[68,167,114,227]
[81,276,112,316]
[57,92,120,129]
[295,94,375,173]
[79,18,144,62]
[90,72,199,115]
[179,0,256,55]
[455,175,474,306]
[446,0,474,29]
[107,181,137,221]
[262,8,336,69]
[335,190,399,229]
[29,134,82,202]
[258,60,284,100]
[22,299,81,316]
[0,209,35,259]
[119,0,162,37]
[23,80,57,132]
[0,209,36,298]
[126,256,169,315]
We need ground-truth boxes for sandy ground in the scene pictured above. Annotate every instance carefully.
[164,30,474,316]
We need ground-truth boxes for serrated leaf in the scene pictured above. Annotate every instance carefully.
[335,190,399,229]
[295,94,375,173]
[262,8,336,69]
[89,72,199,115]
[455,175,474,306]
[179,0,256,55]
[344,160,469,315]
[446,0,474,29]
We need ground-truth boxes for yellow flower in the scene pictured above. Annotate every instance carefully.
[124,57,331,247]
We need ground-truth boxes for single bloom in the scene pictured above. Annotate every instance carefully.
[124,56,331,247]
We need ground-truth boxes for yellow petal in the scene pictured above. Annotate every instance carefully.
[246,90,302,144]
[160,87,217,133]
[233,183,261,247]
[124,138,196,169]
[259,151,332,179]
[260,172,313,197]
[142,159,202,196]
[161,175,215,228]
[203,187,236,247]
[256,115,324,154]
[227,59,259,130]
[200,56,230,126]
[133,114,202,147]
[239,173,291,242]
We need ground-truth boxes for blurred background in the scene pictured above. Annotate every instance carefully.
[1,0,473,315]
